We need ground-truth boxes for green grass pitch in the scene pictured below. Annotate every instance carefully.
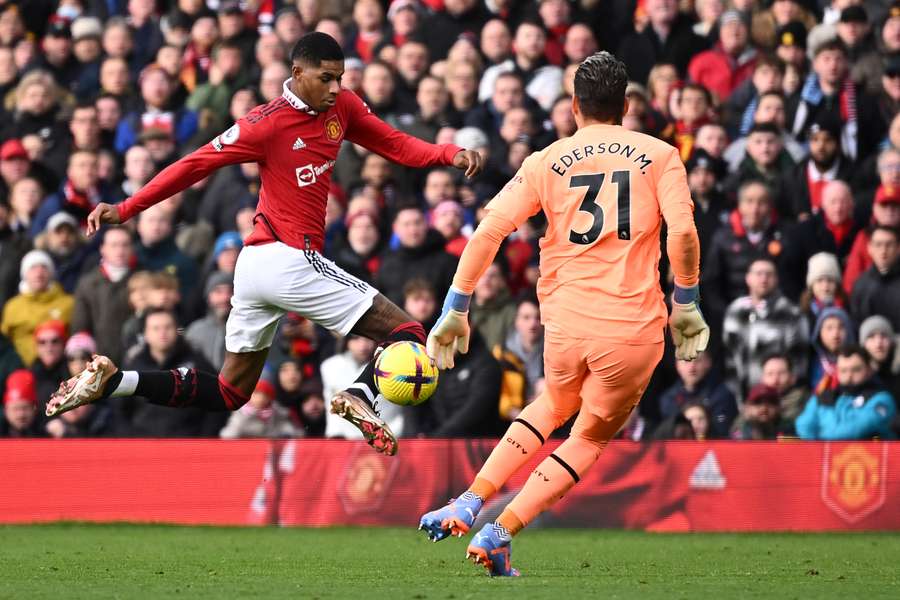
[1,524,898,599]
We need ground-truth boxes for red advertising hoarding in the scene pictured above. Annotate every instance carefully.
[1,440,897,531]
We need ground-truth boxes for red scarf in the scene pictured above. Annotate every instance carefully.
[63,180,100,214]
[825,218,853,247]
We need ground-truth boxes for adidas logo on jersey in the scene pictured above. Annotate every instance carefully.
[292,138,306,150]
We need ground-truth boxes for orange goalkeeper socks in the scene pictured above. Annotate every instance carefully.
[504,435,606,529]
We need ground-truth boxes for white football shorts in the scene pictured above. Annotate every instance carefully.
[226,241,377,353]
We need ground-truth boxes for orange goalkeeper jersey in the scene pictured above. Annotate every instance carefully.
[472,124,698,343]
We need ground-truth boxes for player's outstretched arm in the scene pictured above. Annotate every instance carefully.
[658,148,710,361]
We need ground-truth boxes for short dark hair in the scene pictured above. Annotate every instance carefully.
[574,51,628,122]
[869,224,900,242]
[762,352,793,372]
[757,90,785,106]
[748,255,778,272]
[142,306,177,332]
[837,344,871,364]
[748,121,781,137]
[290,32,344,66]
[681,83,711,105]
[403,278,435,300]
[213,39,243,60]
[755,54,785,75]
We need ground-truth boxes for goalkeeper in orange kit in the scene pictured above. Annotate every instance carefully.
[418,52,709,576]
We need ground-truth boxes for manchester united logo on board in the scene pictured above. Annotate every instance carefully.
[821,443,887,524]
[325,115,343,143]
[336,445,399,516]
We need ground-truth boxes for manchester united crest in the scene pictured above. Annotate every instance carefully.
[336,445,399,516]
[324,115,343,143]
[821,443,887,524]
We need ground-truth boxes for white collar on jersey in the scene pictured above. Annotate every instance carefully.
[282,78,317,114]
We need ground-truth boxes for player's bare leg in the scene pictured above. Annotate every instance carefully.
[47,350,268,417]
[331,294,426,456]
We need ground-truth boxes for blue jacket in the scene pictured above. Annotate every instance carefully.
[796,379,897,440]
[658,370,738,438]
[114,107,198,154]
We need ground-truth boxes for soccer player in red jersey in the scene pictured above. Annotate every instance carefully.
[46,33,483,455]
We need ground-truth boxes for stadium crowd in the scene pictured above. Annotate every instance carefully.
[0,0,899,442]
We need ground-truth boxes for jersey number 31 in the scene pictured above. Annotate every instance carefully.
[568,171,631,245]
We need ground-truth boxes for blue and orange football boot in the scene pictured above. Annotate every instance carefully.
[418,491,483,541]
[465,523,520,577]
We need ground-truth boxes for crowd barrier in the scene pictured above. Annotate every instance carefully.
[1,440,898,531]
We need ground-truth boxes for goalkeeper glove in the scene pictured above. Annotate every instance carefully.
[427,287,471,370]
[669,285,710,361]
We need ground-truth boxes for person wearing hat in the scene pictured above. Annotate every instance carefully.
[70,226,135,365]
[850,224,900,330]
[685,149,729,260]
[0,249,74,366]
[750,0,817,51]
[858,315,900,399]
[688,10,758,103]
[843,185,900,293]
[27,17,79,89]
[0,139,33,203]
[833,5,883,95]
[879,52,900,125]
[40,211,90,294]
[730,383,791,439]
[30,320,69,418]
[186,272,234,371]
[1,369,45,437]
[775,20,808,69]
[69,17,104,101]
[785,111,853,218]
[799,251,848,333]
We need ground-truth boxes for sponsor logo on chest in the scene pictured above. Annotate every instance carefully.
[295,160,336,187]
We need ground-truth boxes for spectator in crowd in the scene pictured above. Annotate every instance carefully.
[673,84,714,161]
[759,352,809,425]
[185,272,233,372]
[786,113,853,219]
[68,101,103,154]
[844,185,900,294]
[658,351,737,438]
[0,369,44,438]
[723,257,809,397]
[504,295,544,395]
[420,0,487,62]
[409,330,503,437]
[296,384,328,438]
[850,224,900,329]
[470,259,517,352]
[799,252,848,332]
[835,6,882,96]
[402,278,438,330]
[117,307,222,437]
[479,20,563,112]
[32,150,112,236]
[796,345,897,439]
[859,315,900,399]
[375,206,457,306]
[810,306,855,393]
[723,91,806,175]
[43,331,109,438]
[29,319,68,416]
[723,53,785,139]
[725,121,795,217]
[443,59,480,128]
[781,180,862,300]
[687,150,729,264]
[0,190,32,307]
[71,227,134,364]
[617,0,708,85]
[111,144,155,204]
[134,203,198,298]
[431,200,468,257]
[693,123,730,159]
[332,209,382,284]
[397,74,449,143]
[702,180,783,324]
[1,250,73,366]
[730,383,791,439]
[39,212,91,294]
[114,64,198,154]
[688,10,758,104]
[187,40,249,135]
[199,161,260,236]
[393,39,430,115]
[220,379,303,439]
[790,38,882,163]
[752,0,817,50]
[466,71,531,138]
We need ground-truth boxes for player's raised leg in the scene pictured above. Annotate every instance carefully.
[466,340,662,577]
[330,294,427,456]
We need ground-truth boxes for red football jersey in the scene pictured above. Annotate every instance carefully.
[117,81,462,251]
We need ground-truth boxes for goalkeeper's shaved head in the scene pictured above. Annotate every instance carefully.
[574,52,629,124]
